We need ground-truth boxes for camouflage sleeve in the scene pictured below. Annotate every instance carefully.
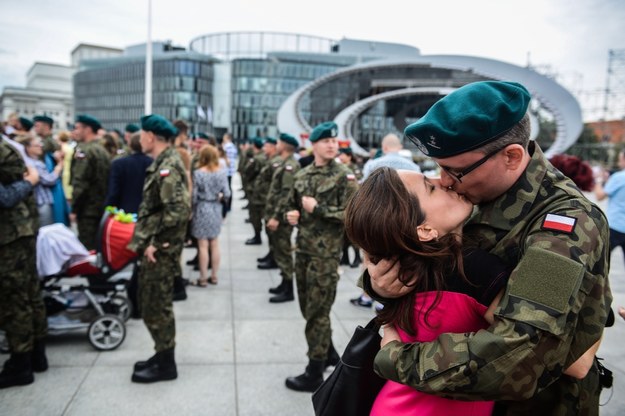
[0,180,32,208]
[70,147,91,212]
[151,167,190,248]
[374,206,611,401]
[311,174,358,222]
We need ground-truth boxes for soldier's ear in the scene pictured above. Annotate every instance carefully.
[416,224,438,242]
[502,144,525,171]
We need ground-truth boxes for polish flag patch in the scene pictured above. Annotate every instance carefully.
[346,174,356,181]
[160,169,170,177]
[542,213,577,233]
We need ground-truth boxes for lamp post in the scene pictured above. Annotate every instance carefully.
[144,0,153,114]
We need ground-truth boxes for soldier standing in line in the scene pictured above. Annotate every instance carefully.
[365,81,611,415]
[254,137,280,269]
[236,139,251,196]
[33,115,60,156]
[129,114,190,383]
[0,138,48,389]
[337,146,363,268]
[243,137,266,245]
[264,133,301,303]
[284,122,359,392]
[70,114,110,250]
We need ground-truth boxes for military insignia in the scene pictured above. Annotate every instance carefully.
[428,135,441,149]
[273,162,280,168]
[116,149,126,155]
[248,159,254,164]
[160,169,170,177]
[346,173,356,181]
[285,165,293,171]
[331,128,337,137]
[414,138,428,155]
[74,150,86,159]
[541,213,576,233]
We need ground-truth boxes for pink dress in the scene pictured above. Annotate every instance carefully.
[370,290,495,416]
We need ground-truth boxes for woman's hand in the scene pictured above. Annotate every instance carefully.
[381,325,401,348]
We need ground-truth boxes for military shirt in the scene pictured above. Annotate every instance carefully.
[129,147,190,253]
[347,162,363,181]
[265,154,300,222]
[287,159,358,258]
[71,140,110,218]
[0,139,37,245]
[252,154,280,206]
[373,143,611,415]
[244,151,266,202]
[41,134,60,155]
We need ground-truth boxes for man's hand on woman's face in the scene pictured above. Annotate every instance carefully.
[364,253,416,298]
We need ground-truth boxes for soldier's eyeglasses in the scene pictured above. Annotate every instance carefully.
[439,144,518,183]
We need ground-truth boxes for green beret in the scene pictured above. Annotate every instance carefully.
[76,114,102,132]
[19,117,33,131]
[264,137,277,145]
[125,123,140,133]
[196,132,210,140]
[140,114,177,139]
[339,147,353,155]
[279,133,299,148]
[404,81,531,158]
[252,137,264,149]
[309,121,338,143]
[33,115,53,126]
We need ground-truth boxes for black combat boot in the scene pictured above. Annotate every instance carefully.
[132,348,177,383]
[325,341,340,368]
[268,278,285,295]
[133,351,159,372]
[257,251,272,263]
[285,359,324,392]
[257,256,279,269]
[350,249,362,268]
[31,339,48,372]
[0,352,34,389]
[269,279,294,303]
[185,252,198,266]
[339,246,350,266]
[245,233,261,245]
[172,276,187,301]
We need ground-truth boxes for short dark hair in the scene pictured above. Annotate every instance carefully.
[173,119,188,135]
[129,133,142,153]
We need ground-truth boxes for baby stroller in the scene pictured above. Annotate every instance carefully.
[38,211,137,351]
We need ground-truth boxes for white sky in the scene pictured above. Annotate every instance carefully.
[1,0,623,120]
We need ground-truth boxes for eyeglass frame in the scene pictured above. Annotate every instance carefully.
[438,143,521,183]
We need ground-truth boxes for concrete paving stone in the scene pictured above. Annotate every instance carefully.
[174,288,233,321]
[63,365,236,416]
[236,364,315,416]
[232,291,302,321]
[234,320,308,364]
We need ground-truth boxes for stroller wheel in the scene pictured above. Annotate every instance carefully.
[110,295,133,322]
[88,314,126,351]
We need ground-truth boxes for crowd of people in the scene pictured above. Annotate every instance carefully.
[0,79,623,415]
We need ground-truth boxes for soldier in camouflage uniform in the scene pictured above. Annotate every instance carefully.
[0,138,48,389]
[264,133,301,302]
[254,137,280,268]
[33,115,60,156]
[243,138,266,245]
[284,122,359,392]
[237,140,252,197]
[365,81,612,415]
[128,114,190,383]
[337,146,363,268]
[70,114,110,250]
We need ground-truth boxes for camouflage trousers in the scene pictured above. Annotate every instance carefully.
[249,204,264,235]
[0,237,47,353]
[294,252,339,361]
[77,214,100,250]
[138,247,182,352]
[267,223,294,282]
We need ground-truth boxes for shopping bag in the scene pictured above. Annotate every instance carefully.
[312,317,386,416]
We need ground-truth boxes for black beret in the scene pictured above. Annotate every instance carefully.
[309,121,338,143]
[125,123,140,133]
[279,133,299,148]
[33,115,53,126]
[75,114,102,132]
[19,117,33,131]
[140,114,177,139]
[404,81,531,158]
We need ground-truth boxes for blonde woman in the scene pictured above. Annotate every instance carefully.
[191,145,230,286]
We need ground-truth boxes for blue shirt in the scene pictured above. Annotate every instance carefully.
[362,152,421,180]
[604,170,625,233]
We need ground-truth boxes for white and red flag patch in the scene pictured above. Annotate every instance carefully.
[160,169,170,177]
[542,213,577,233]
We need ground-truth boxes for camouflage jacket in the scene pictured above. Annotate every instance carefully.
[373,143,612,415]
[0,139,37,245]
[128,147,190,254]
[237,147,253,174]
[347,162,363,181]
[265,154,300,222]
[244,151,266,202]
[252,154,280,206]
[41,134,60,156]
[71,140,111,217]
[287,159,358,258]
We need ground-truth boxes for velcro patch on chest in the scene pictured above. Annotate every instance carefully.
[160,169,170,177]
[541,213,577,234]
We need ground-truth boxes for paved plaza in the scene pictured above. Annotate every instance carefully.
[1,179,624,416]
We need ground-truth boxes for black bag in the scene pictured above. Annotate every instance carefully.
[312,318,387,416]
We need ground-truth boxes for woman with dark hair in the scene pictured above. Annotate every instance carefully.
[345,167,598,416]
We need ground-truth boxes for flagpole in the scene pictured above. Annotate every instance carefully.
[144,0,153,114]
